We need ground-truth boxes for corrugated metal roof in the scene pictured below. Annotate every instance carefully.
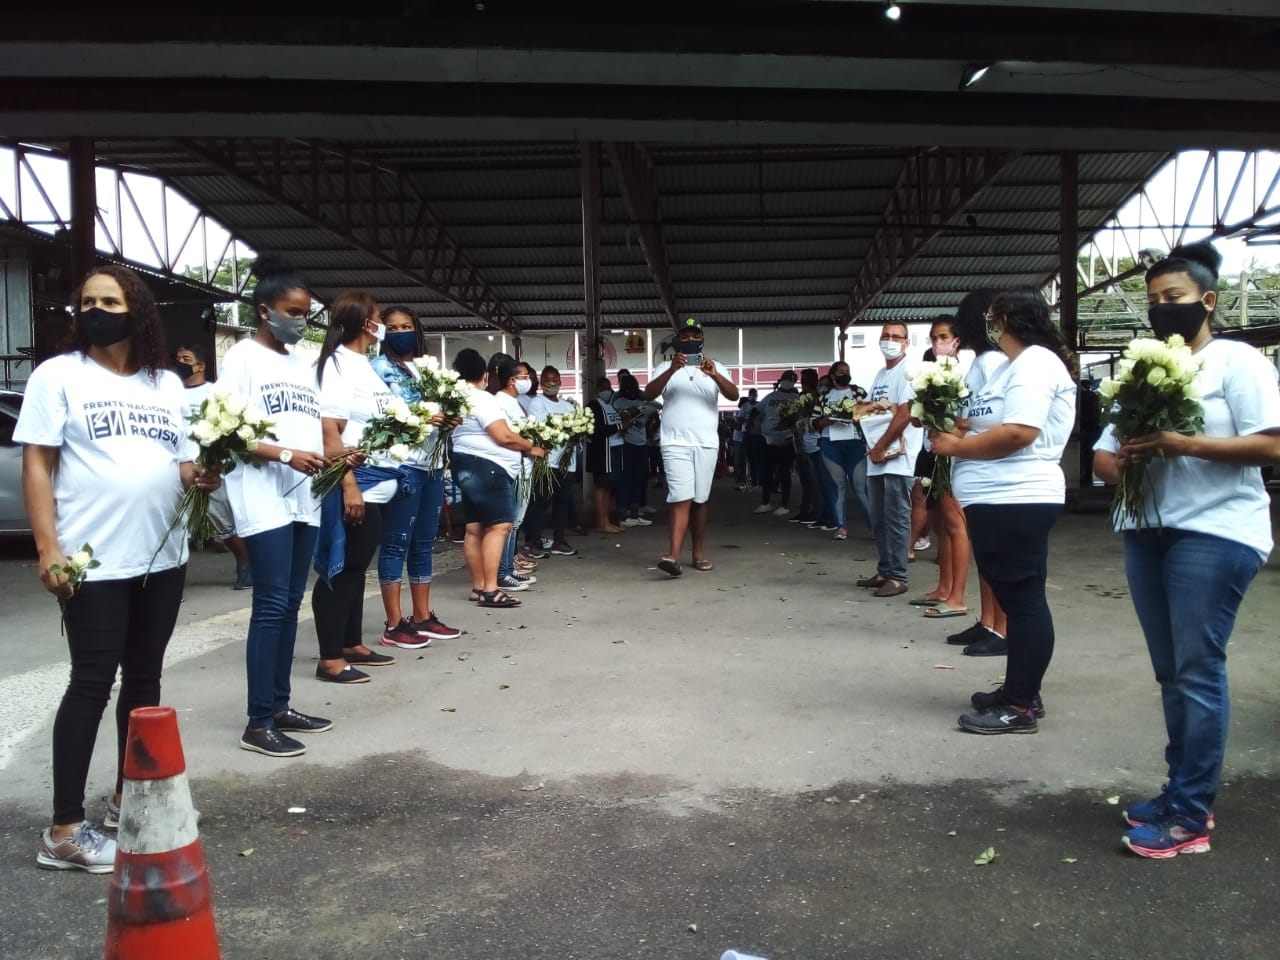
[51,139,1171,333]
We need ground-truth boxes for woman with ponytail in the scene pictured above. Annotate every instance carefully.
[1094,242,1280,858]
[929,288,1077,736]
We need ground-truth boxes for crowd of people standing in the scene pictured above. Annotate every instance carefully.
[16,242,1278,872]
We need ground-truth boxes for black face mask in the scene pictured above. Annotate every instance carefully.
[833,373,852,387]
[78,307,132,347]
[674,339,704,355]
[1148,300,1207,342]
[175,362,195,380]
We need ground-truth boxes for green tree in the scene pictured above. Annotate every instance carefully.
[180,257,256,327]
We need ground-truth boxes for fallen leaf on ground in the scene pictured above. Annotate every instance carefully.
[520,781,544,792]
[287,807,306,814]
[240,848,254,857]
[1061,857,1078,864]
[933,664,956,670]
[947,830,957,837]
[499,684,510,690]
[440,707,457,712]
[974,847,998,865]
[1106,795,1120,805]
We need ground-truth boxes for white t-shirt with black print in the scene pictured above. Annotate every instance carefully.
[651,359,732,449]
[866,361,922,478]
[14,353,194,579]
[217,338,324,537]
[318,344,399,505]
[528,394,581,472]
[953,345,1077,508]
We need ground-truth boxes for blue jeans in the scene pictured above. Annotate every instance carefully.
[499,482,531,580]
[378,466,444,585]
[820,437,872,530]
[869,473,913,583]
[243,522,318,728]
[811,451,838,526]
[1124,529,1262,821]
[621,443,649,511]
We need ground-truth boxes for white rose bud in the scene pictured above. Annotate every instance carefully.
[388,443,410,461]
[1147,366,1168,386]
[70,550,92,569]
[237,424,256,442]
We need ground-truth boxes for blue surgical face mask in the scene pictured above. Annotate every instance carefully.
[384,330,418,356]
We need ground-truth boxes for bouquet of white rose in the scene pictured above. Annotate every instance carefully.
[150,387,276,571]
[1098,334,1204,528]
[908,357,970,500]
[309,396,438,500]
[411,355,473,469]
[818,395,863,423]
[777,393,817,429]
[550,402,595,471]
[509,414,575,500]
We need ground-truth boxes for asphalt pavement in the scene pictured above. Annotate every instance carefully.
[1,485,1278,960]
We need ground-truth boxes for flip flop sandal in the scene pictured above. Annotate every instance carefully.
[692,560,714,572]
[657,558,683,577]
[477,590,522,608]
[923,602,970,619]
[909,596,942,606]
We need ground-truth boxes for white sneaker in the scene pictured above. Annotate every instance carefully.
[752,504,773,514]
[623,516,653,526]
[772,506,791,517]
[37,822,117,874]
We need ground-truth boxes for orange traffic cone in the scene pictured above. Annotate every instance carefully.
[104,706,220,960]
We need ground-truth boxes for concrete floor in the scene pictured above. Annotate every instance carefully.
[1,484,1278,959]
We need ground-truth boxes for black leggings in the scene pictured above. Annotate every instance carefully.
[312,503,384,658]
[965,503,1063,707]
[760,443,795,506]
[53,566,186,824]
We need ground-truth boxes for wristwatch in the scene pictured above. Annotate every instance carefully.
[279,449,293,464]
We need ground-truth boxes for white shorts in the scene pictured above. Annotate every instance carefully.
[662,445,717,504]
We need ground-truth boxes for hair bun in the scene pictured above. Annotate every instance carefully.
[250,254,296,280]
[1167,242,1222,280]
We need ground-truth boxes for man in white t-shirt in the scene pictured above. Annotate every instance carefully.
[175,344,251,590]
[644,318,739,576]
[855,322,922,598]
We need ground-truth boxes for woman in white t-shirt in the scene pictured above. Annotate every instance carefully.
[17,265,218,873]
[1093,242,1280,859]
[449,348,546,608]
[815,360,872,539]
[220,257,335,759]
[312,291,402,681]
[929,289,1077,737]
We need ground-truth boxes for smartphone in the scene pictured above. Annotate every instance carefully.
[683,353,703,366]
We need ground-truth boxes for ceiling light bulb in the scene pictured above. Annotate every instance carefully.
[884,2,902,20]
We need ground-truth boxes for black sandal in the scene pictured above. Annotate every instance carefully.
[477,590,522,608]
[468,589,485,602]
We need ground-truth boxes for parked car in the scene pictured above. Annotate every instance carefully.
[0,389,30,535]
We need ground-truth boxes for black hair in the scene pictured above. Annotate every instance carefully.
[316,289,378,386]
[69,264,169,380]
[249,254,309,314]
[540,365,561,380]
[1145,241,1222,296]
[453,347,487,383]
[953,289,996,354]
[989,288,1077,376]
[596,376,612,392]
[379,304,426,358]
[929,313,958,338]
[176,343,208,365]
[517,361,538,396]
[618,372,641,398]
[486,352,519,394]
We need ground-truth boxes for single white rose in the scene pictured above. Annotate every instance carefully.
[236,424,256,442]
[388,443,410,461]
[70,549,93,569]
[1147,366,1168,386]
[1098,379,1120,401]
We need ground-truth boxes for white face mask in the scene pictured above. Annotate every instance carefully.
[368,319,386,343]
[879,340,904,360]
[513,377,531,393]
[932,340,958,358]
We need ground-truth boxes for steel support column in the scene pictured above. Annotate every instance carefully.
[68,138,96,286]
[604,142,677,327]
[1059,151,1079,351]
[842,149,1018,327]
[581,142,603,405]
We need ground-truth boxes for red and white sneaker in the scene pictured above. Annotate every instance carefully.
[380,619,431,649]
[408,611,463,641]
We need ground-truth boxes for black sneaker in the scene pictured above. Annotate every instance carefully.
[521,545,550,560]
[958,705,1038,735]
[273,708,333,733]
[240,726,307,757]
[549,542,578,556]
[946,621,988,646]
[970,687,1046,719]
[963,630,1008,657]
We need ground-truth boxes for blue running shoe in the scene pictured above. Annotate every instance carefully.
[1122,814,1211,859]
[1124,788,1215,831]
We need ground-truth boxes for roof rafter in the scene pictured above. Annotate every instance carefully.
[177,138,518,334]
[605,142,678,327]
[843,148,1019,327]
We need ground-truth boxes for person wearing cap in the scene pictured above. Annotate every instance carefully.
[644,319,739,575]
[753,370,800,517]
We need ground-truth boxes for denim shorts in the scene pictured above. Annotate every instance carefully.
[451,452,516,526]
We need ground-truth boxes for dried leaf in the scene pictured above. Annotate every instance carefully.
[456,653,471,662]
[441,706,457,712]
[946,830,957,837]
[240,848,254,857]
[499,684,510,690]
[520,781,544,792]
[1061,857,1078,864]
[974,846,998,865]
[1106,795,1120,805]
